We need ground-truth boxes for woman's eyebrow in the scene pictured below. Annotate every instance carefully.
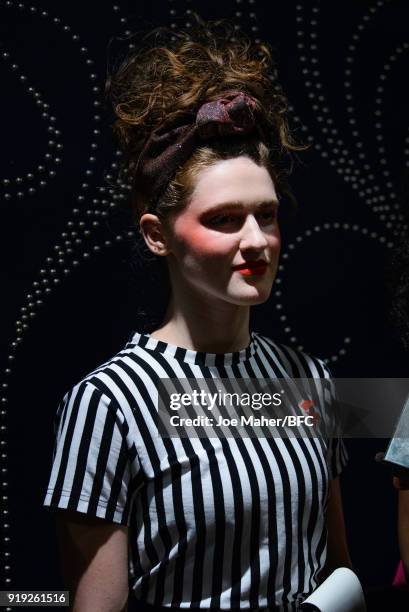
[205,199,279,213]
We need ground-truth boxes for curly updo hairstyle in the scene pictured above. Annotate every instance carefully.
[106,13,305,226]
[105,13,305,330]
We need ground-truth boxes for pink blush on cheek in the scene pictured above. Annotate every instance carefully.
[173,220,233,258]
[191,233,232,256]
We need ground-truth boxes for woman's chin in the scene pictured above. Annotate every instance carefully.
[227,287,272,306]
[226,277,275,304]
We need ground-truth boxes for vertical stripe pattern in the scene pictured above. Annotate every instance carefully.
[44,331,348,610]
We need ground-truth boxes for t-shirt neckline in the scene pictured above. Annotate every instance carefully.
[126,330,259,366]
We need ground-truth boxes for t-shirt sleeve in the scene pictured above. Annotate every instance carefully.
[327,436,349,480]
[319,360,349,480]
[43,380,141,526]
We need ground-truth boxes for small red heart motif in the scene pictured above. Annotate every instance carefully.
[299,399,314,411]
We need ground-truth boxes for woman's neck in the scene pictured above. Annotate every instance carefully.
[150,294,251,353]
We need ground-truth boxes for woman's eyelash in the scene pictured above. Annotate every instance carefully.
[206,209,277,227]
[207,215,238,226]
[258,210,276,220]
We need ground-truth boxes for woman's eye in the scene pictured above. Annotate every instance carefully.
[208,215,240,227]
[206,209,277,228]
[257,210,276,224]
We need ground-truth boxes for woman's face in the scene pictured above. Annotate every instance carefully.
[165,155,281,306]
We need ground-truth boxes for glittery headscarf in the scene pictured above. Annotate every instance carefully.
[135,90,269,210]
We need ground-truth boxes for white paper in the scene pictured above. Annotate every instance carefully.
[301,568,366,611]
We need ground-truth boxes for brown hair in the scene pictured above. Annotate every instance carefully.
[106,13,305,225]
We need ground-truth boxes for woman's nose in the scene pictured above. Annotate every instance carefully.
[239,215,269,251]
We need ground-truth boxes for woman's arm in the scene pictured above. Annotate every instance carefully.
[323,476,352,579]
[55,510,129,612]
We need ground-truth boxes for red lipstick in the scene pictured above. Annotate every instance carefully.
[232,260,268,276]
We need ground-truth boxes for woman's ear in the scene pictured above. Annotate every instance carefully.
[139,213,171,256]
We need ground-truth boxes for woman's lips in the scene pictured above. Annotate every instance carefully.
[232,262,268,276]
[237,266,267,276]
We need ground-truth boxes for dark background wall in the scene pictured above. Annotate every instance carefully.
[1,0,408,599]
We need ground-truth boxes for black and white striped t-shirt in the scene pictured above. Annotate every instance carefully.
[43,331,347,611]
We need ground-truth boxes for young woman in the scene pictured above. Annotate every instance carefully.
[43,16,351,612]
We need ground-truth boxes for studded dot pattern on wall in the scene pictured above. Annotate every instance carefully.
[1,0,408,596]
[1,50,63,201]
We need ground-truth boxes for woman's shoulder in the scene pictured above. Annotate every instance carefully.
[253,332,331,379]
[253,333,339,433]
[61,338,145,409]
[51,337,158,448]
